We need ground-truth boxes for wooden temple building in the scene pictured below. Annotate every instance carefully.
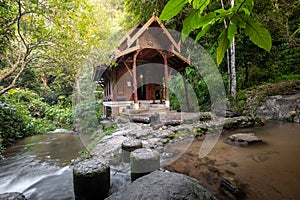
[93,14,190,117]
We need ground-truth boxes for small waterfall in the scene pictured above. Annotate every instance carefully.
[0,134,84,199]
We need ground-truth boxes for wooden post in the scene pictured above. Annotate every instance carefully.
[133,51,139,108]
[163,52,169,107]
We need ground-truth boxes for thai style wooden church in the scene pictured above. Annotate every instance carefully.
[93,14,190,117]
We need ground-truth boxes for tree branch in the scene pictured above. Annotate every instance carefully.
[0,63,26,96]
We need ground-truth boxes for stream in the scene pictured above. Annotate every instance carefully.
[0,133,84,199]
[0,121,299,200]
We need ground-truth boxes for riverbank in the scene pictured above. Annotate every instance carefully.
[235,80,300,122]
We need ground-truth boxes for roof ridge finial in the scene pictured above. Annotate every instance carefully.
[153,8,157,16]
[154,0,158,16]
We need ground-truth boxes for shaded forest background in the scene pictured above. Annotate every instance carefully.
[0,0,299,156]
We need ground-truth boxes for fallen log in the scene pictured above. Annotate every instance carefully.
[130,115,151,124]
[161,119,183,126]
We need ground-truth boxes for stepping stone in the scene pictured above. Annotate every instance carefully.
[73,157,110,199]
[130,148,160,181]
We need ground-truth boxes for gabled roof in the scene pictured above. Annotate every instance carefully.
[115,14,185,60]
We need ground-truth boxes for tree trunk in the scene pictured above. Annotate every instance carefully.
[230,0,236,100]
[227,51,231,95]
[230,37,236,99]
[220,0,231,95]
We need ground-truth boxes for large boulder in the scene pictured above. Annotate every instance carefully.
[106,170,217,200]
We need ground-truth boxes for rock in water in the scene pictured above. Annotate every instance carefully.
[130,148,160,181]
[226,133,262,146]
[0,192,27,200]
[105,170,217,200]
[73,158,110,200]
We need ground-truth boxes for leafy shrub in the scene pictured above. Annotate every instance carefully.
[0,101,47,147]
[4,88,49,118]
[45,105,74,127]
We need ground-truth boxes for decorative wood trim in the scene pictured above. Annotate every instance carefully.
[124,62,133,78]
[115,45,141,59]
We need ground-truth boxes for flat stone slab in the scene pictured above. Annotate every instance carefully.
[226,133,262,146]
[105,170,217,200]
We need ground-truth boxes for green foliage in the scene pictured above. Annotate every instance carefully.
[217,28,230,65]
[0,98,52,149]
[244,18,271,52]
[45,105,74,127]
[161,0,272,65]
[160,0,188,20]
[236,90,247,101]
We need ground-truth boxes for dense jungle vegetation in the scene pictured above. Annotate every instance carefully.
[0,0,299,156]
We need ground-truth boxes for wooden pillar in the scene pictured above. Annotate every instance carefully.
[163,52,169,107]
[132,51,139,109]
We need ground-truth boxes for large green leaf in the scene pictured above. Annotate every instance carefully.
[235,0,254,14]
[245,19,272,52]
[292,26,300,37]
[182,11,216,38]
[217,29,230,65]
[182,9,201,37]
[231,13,246,28]
[192,0,210,13]
[195,25,210,41]
[160,0,188,20]
[227,23,237,44]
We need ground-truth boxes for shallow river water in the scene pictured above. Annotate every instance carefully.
[0,121,299,200]
[164,121,300,200]
[0,133,84,199]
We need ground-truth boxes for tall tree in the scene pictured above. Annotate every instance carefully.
[0,0,112,97]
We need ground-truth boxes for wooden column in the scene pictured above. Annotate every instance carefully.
[133,51,139,106]
[163,52,169,107]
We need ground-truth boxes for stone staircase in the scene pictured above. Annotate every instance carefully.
[120,103,169,116]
